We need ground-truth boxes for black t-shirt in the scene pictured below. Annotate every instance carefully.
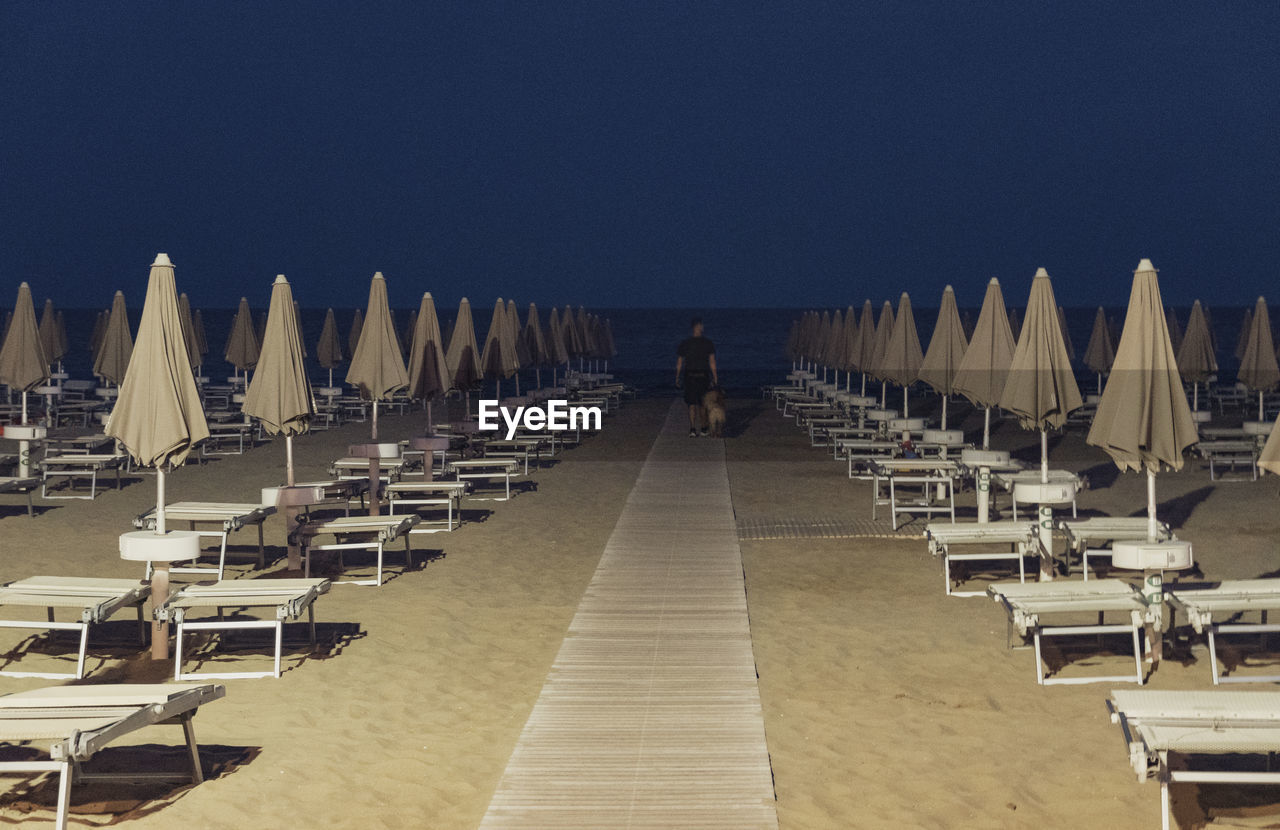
[678,335,715,375]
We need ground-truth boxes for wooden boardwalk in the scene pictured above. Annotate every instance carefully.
[479,404,779,829]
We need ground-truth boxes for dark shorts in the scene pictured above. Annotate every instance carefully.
[683,372,711,405]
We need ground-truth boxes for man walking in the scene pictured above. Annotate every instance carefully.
[676,317,718,437]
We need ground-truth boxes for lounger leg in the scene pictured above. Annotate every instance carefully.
[1208,628,1221,685]
[1033,631,1046,684]
[218,533,228,581]
[1159,753,1171,830]
[308,605,316,645]
[137,604,146,644]
[376,543,384,587]
[948,481,955,523]
[257,523,265,569]
[944,555,952,596]
[274,621,283,678]
[55,761,71,830]
[1132,626,1144,685]
[405,534,412,570]
[182,714,205,784]
[75,624,89,680]
[173,620,185,681]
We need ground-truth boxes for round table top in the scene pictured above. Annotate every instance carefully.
[118,530,202,563]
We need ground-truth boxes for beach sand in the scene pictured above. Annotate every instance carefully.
[1,392,1278,828]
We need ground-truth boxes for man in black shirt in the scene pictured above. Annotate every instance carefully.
[675,317,718,437]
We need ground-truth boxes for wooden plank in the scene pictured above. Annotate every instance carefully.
[480,403,779,829]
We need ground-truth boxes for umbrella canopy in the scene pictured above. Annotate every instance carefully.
[524,303,550,368]
[836,305,859,373]
[918,285,968,395]
[1057,306,1074,361]
[1165,307,1183,354]
[1237,296,1280,393]
[1177,300,1218,383]
[822,310,845,368]
[244,275,314,436]
[177,293,200,369]
[445,297,482,390]
[1087,259,1197,473]
[106,253,209,467]
[545,306,566,367]
[38,299,65,367]
[94,290,134,385]
[576,307,596,358]
[346,272,409,401]
[953,278,1016,409]
[192,309,208,359]
[866,301,895,380]
[317,308,344,370]
[508,300,530,368]
[224,297,260,371]
[1235,307,1253,362]
[853,301,876,372]
[1083,306,1116,375]
[406,292,450,402]
[480,298,517,380]
[349,308,364,358]
[0,283,49,392]
[998,268,1082,431]
[879,293,923,388]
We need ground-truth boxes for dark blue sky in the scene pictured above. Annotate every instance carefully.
[3,2,1278,310]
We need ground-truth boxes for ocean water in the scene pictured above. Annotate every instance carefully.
[46,305,1253,396]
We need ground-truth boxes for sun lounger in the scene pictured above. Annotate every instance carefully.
[480,437,545,474]
[385,480,467,531]
[836,438,898,479]
[200,421,254,456]
[38,453,125,500]
[134,502,277,579]
[1166,579,1280,684]
[1196,438,1259,480]
[0,577,148,679]
[0,476,38,516]
[157,578,330,679]
[1057,517,1174,579]
[0,682,225,830]
[43,434,114,455]
[328,455,407,483]
[988,579,1152,685]
[291,514,420,586]
[926,521,1040,597]
[1107,689,1280,830]
[871,459,958,529]
[446,457,520,501]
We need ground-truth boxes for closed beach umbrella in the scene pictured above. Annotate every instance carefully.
[1083,306,1116,395]
[508,300,528,390]
[105,253,209,660]
[880,293,924,417]
[192,309,208,361]
[224,297,260,379]
[480,298,516,397]
[918,285,968,429]
[244,275,314,484]
[317,307,344,387]
[94,290,133,385]
[1237,296,1280,420]
[349,308,364,359]
[1235,307,1253,363]
[998,268,1083,480]
[177,292,200,370]
[524,303,550,387]
[546,306,569,380]
[1087,259,1197,542]
[445,297,482,396]
[867,300,895,383]
[38,299,64,370]
[853,300,876,392]
[0,282,49,425]
[953,278,1016,448]
[346,271,409,440]
[406,292,450,428]
[1178,300,1217,411]
[1057,306,1074,362]
[822,310,844,378]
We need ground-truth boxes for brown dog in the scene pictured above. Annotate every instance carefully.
[702,387,726,438]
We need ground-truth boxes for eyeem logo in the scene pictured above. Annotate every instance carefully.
[477,399,603,440]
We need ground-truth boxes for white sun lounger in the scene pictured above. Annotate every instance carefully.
[446,457,520,501]
[0,475,38,517]
[1166,579,1280,685]
[0,577,149,679]
[157,578,331,680]
[1107,689,1280,830]
[385,480,467,531]
[1196,439,1260,480]
[1057,517,1174,579]
[872,459,958,529]
[328,455,407,483]
[0,682,225,830]
[38,454,125,500]
[988,579,1153,685]
[134,502,277,579]
[926,521,1040,597]
[292,515,420,586]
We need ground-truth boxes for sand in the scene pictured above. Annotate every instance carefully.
[1,391,1279,829]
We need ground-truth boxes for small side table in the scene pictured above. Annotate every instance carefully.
[119,530,201,660]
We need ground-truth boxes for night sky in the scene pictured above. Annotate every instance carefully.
[3,2,1278,309]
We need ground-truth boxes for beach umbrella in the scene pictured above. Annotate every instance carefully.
[822,309,844,380]
[1008,307,1023,341]
[1237,296,1280,421]
[1235,307,1253,363]
[106,254,210,660]
[89,309,108,357]
[192,309,208,361]
[406,292,450,429]
[316,308,344,387]
[546,306,569,382]
[480,298,517,397]
[508,300,528,392]
[1178,300,1218,411]
[445,297,483,402]
[867,301,895,405]
[880,293,924,417]
[524,303,550,387]
[1082,306,1116,395]
[853,301,876,393]
[177,292,201,370]
[1165,307,1183,354]
[349,308,364,359]
[224,297,260,381]
[244,275,314,486]
[93,290,133,385]
[918,285,968,429]
[998,268,1083,481]
[1057,306,1074,362]
[576,306,596,371]
[38,299,65,371]
[0,282,49,426]
[815,310,835,380]
[346,271,409,442]
[953,278,1016,448]
[837,305,859,388]
[1087,259,1198,539]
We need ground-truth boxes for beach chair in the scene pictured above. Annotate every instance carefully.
[133,502,277,579]
[291,514,420,586]
[871,459,958,529]
[0,577,149,679]
[446,457,520,501]
[0,682,225,830]
[1195,438,1260,480]
[38,453,126,500]
[0,475,38,517]
[988,579,1153,685]
[157,578,330,679]
[1166,579,1280,684]
[1057,517,1174,579]
[385,480,467,531]
[926,521,1039,597]
[1107,689,1280,830]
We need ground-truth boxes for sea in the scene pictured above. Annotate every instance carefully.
[49,306,1252,397]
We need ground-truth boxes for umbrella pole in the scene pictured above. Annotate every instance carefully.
[1147,469,1158,543]
[983,407,991,450]
[1041,430,1048,483]
[427,399,433,434]
[1193,382,1199,411]
[880,381,886,409]
[941,395,947,431]
[536,369,542,389]
[860,373,866,396]
[286,435,295,486]
[1260,390,1265,422]
[1097,373,1102,396]
[515,373,521,396]
[903,386,908,419]
[328,368,334,387]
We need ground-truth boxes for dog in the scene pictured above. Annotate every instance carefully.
[702,387,727,438]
